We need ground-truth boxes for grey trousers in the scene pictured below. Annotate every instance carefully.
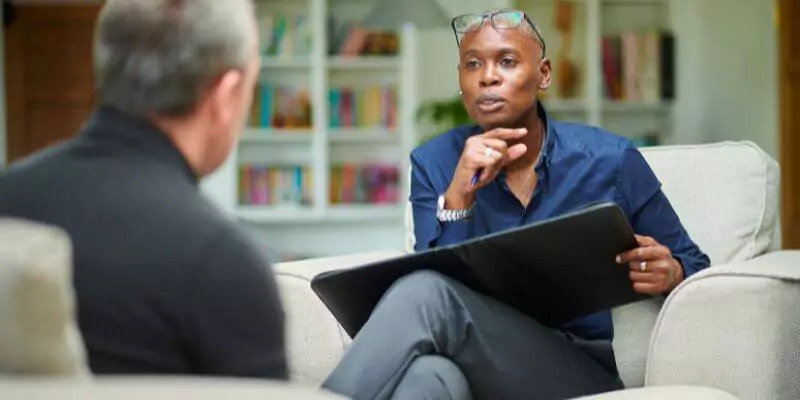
[322,270,623,400]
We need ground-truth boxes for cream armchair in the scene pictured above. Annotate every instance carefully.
[0,217,344,399]
[273,141,800,399]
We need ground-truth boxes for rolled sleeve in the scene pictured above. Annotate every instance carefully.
[409,152,471,251]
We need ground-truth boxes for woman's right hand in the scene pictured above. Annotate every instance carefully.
[444,127,528,209]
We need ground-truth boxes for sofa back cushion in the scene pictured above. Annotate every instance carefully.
[0,218,88,376]
[639,141,779,265]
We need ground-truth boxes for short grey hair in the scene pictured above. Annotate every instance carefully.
[94,0,257,117]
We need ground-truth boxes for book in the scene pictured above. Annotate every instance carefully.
[310,202,651,338]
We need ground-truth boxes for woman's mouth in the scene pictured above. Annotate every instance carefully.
[475,93,507,113]
[476,98,506,112]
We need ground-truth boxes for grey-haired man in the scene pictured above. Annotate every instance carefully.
[0,0,286,378]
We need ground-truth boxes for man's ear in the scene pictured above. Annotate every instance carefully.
[208,69,244,121]
[539,57,552,90]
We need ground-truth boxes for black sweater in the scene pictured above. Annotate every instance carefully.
[0,107,287,378]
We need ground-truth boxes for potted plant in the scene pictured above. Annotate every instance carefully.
[415,95,474,144]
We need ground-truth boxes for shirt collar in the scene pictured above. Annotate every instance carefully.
[82,106,199,184]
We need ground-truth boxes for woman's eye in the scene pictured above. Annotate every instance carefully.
[500,58,518,67]
[466,60,480,69]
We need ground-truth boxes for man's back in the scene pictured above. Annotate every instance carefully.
[0,107,287,378]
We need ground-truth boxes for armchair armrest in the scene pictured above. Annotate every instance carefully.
[272,251,405,385]
[645,250,800,399]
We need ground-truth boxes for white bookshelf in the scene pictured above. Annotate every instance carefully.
[516,0,674,143]
[202,0,418,233]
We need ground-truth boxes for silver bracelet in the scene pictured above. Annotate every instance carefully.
[436,194,474,222]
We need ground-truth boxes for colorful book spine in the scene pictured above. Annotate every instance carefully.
[239,164,313,206]
[600,30,675,101]
[328,85,398,129]
[248,83,312,129]
[329,163,400,205]
[259,13,312,57]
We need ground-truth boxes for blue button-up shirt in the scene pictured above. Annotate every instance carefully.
[409,103,711,341]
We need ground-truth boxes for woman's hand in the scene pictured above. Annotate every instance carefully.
[444,127,528,209]
[616,235,684,295]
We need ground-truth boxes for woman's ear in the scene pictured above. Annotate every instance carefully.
[539,57,553,90]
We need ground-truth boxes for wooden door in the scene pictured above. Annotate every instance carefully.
[4,4,101,163]
[779,0,800,249]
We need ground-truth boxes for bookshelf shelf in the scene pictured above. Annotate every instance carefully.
[327,56,400,70]
[261,56,312,69]
[238,205,319,223]
[329,128,398,143]
[240,129,314,143]
[326,204,404,222]
[202,0,417,231]
[237,204,403,224]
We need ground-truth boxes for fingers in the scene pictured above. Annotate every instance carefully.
[456,127,528,190]
[462,137,516,186]
[478,138,508,161]
[628,270,661,283]
[504,143,528,165]
[616,244,671,264]
[635,235,658,247]
[482,127,527,140]
[627,259,679,295]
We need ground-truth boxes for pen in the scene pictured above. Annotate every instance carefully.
[471,169,482,186]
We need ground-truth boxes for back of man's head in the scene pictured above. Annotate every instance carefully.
[94,0,256,118]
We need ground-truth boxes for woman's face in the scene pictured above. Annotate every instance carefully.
[457,24,550,130]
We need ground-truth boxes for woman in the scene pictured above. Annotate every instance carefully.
[322,8,710,400]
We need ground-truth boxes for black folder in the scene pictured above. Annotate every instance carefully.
[310,202,651,338]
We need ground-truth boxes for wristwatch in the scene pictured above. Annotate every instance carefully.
[436,194,474,222]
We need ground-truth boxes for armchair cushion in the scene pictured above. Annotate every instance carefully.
[577,385,739,399]
[0,218,88,376]
[646,250,800,399]
[612,141,780,387]
[273,251,404,384]
[0,376,346,399]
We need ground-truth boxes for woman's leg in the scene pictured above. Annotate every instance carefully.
[390,355,471,400]
[322,270,622,400]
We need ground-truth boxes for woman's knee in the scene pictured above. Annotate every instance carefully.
[401,355,471,399]
[388,270,453,301]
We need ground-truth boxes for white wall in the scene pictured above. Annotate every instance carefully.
[671,0,778,157]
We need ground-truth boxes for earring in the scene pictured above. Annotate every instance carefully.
[459,90,463,96]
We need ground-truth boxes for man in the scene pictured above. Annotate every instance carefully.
[322,9,711,400]
[0,0,287,378]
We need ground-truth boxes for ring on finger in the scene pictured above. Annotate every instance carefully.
[640,260,647,272]
[484,147,494,158]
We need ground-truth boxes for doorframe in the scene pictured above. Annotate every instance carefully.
[779,0,799,249]
[2,2,101,165]
[0,2,6,168]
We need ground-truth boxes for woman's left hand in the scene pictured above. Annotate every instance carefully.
[616,235,684,295]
